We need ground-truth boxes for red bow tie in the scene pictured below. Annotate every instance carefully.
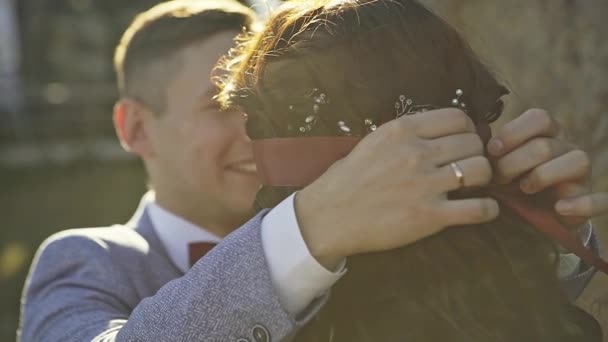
[188,242,217,267]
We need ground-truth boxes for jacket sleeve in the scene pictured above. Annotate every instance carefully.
[558,224,600,301]
[19,212,302,342]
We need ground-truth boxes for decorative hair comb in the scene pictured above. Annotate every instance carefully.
[287,88,469,136]
[394,94,439,118]
[288,88,378,136]
[290,88,327,134]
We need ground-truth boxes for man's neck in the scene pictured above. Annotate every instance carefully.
[153,193,247,238]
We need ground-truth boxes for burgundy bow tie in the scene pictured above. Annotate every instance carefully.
[188,242,217,267]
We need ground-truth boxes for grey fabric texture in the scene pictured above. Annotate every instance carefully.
[561,229,600,302]
[18,204,298,342]
[17,198,599,341]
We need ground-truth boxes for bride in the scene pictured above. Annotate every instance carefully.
[220,0,602,340]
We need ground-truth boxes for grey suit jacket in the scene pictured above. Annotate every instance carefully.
[18,201,305,342]
[18,199,598,342]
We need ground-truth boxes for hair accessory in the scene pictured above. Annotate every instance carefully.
[451,89,466,110]
[291,88,328,134]
[288,88,362,136]
[364,118,377,133]
[394,94,438,118]
[288,88,468,137]
[337,120,352,135]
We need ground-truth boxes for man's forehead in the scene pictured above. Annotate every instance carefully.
[178,33,237,81]
[182,31,239,65]
[151,30,238,112]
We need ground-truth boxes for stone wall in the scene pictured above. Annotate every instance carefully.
[422,0,608,189]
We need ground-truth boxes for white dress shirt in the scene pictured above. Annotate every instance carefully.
[146,192,345,316]
[147,198,222,273]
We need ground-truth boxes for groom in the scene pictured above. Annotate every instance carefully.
[19,0,607,341]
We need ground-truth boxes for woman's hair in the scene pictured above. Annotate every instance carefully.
[220,0,601,340]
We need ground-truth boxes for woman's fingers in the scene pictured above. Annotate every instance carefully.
[433,156,493,192]
[519,149,591,194]
[439,198,500,226]
[493,137,572,184]
[556,192,608,218]
[428,133,484,166]
[488,108,562,156]
[411,108,476,138]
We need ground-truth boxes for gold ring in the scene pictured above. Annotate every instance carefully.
[450,162,465,188]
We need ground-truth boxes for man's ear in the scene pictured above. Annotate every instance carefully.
[113,98,155,158]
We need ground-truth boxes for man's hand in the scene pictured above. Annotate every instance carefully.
[487,108,608,226]
[295,108,498,269]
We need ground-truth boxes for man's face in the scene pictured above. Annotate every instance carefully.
[146,31,260,232]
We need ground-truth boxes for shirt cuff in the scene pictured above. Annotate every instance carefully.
[557,221,593,278]
[261,192,346,315]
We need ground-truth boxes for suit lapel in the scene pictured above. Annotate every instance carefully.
[128,193,183,275]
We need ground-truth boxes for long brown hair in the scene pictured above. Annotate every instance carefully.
[221,0,600,340]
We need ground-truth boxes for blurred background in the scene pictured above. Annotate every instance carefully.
[0,0,606,341]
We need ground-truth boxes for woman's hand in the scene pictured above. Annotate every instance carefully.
[487,108,608,225]
[296,108,498,269]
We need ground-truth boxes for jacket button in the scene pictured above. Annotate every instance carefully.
[252,324,270,342]
[236,338,250,342]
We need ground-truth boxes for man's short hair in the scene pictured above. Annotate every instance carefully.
[114,0,256,112]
